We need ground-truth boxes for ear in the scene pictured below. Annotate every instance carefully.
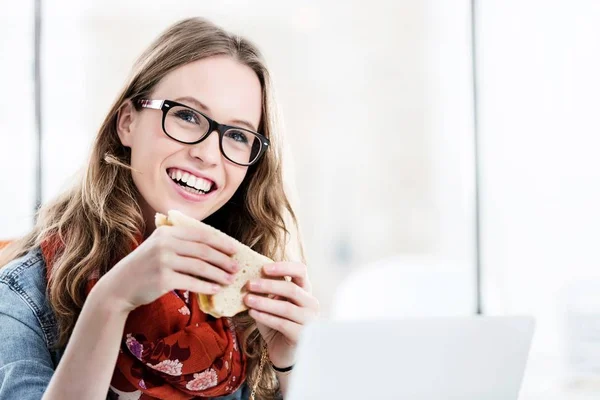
[116,101,136,147]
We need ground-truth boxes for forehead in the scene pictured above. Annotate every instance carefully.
[152,56,263,130]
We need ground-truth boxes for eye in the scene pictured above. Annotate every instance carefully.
[225,129,250,144]
[173,109,201,125]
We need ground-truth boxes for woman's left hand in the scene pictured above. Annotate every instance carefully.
[244,262,319,369]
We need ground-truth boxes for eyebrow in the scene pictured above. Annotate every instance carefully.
[173,96,258,132]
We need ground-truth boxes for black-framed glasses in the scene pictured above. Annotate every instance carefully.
[137,99,270,166]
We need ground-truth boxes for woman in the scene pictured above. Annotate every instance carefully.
[0,17,318,400]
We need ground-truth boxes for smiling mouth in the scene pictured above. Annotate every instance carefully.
[167,168,216,195]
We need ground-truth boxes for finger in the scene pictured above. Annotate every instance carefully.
[245,294,310,325]
[249,309,301,345]
[247,279,316,309]
[263,262,311,292]
[170,236,239,274]
[167,269,222,295]
[170,255,235,286]
[169,225,238,256]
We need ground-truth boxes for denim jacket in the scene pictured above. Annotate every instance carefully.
[0,249,249,400]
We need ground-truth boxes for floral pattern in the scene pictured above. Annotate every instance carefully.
[185,369,218,391]
[125,334,143,360]
[178,306,190,315]
[146,359,183,376]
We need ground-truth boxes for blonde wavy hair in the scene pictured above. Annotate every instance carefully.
[0,17,303,399]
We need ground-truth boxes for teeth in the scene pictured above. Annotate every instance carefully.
[169,168,213,193]
[182,185,203,195]
[194,179,211,192]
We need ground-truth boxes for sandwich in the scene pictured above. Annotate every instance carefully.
[155,209,275,318]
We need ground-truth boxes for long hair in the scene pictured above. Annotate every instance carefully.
[0,17,304,399]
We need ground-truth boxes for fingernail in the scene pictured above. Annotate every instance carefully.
[246,295,256,305]
[231,261,240,272]
[248,280,259,290]
[227,274,235,284]
[212,284,222,292]
[264,264,274,273]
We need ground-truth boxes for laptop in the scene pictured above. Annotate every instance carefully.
[287,316,534,400]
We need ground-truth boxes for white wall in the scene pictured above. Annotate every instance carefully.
[0,2,36,238]
[477,1,600,397]
[332,0,477,319]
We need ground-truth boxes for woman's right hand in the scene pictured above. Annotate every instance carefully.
[91,224,240,313]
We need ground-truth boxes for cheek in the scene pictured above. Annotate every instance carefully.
[129,122,175,168]
[223,165,249,194]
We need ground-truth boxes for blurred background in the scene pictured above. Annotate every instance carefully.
[1,0,600,399]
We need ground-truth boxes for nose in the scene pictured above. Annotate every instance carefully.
[189,130,221,165]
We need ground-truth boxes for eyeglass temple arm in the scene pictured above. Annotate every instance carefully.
[138,99,164,110]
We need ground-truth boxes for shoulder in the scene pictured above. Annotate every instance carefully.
[0,248,59,349]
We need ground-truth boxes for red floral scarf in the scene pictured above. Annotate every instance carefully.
[41,237,246,399]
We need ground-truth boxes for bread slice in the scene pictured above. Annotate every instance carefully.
[155,210,274,318]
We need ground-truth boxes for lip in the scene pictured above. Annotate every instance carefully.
[166,170,218,203]
[166,167,218,190]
